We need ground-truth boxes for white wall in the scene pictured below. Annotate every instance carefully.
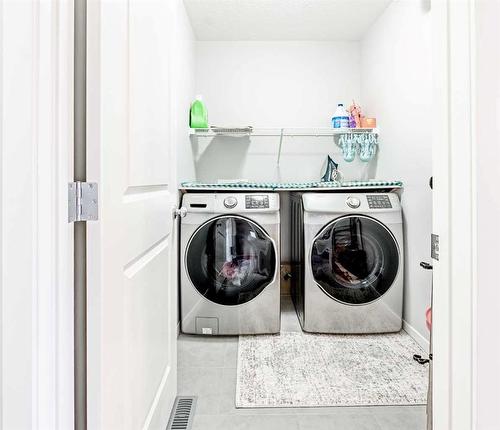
[1,3,35,426]
[173,0,196,185]
[191,41,366,185]
[475,0,500,427]
[360,0,432,346]
[196,41,360,128]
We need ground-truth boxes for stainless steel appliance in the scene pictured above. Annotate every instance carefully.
[291,192,404,333]
[180,193,280,335]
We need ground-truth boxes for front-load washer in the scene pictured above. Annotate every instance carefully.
[180,192,280,335]
[291,192,404,334]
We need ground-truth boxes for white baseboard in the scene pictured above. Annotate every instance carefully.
[403,320,430,353]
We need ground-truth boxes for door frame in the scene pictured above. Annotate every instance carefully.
[0,0,74,428]
[431,0,477,429]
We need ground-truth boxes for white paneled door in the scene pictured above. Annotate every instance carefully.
[86,1,178,429]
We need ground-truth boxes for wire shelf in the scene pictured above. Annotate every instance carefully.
[189,127,379,137]
[189,127,380,165]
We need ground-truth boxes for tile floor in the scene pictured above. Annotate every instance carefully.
[178,296,427,430]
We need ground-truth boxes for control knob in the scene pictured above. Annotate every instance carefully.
[224,196,238,209]
[346,196,361,209]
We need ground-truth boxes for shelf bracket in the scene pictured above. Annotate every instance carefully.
[276,128,284,166]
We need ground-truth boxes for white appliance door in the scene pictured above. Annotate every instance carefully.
[86,1,177,429]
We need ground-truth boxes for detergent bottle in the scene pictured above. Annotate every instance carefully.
[332,103,349,128]
[190,95,208,128]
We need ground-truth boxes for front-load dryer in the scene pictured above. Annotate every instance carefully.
[291,192,403,334]
[180,193,280,335]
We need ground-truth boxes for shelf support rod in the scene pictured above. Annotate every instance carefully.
[276,128,284,166]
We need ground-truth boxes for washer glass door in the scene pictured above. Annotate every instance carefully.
[311,215,400,305]
[186,216,276,306]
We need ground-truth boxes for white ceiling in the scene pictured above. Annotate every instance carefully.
[183,0,393,41]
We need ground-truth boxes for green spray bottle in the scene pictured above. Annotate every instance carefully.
[190,95,208,128]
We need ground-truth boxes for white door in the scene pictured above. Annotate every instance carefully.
[86,1,178,429]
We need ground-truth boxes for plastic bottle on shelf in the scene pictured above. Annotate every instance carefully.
[190,95,208,129]
[332,103,349,129]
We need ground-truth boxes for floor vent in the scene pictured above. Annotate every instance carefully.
[166,396,197,430]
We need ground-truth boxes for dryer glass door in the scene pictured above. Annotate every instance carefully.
[311,215,400,305]
[186,216,277,306]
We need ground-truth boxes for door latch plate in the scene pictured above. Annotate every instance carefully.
[431,234,439,261]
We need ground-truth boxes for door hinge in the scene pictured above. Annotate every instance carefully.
[68,182,98,223]
[431,233,439,261]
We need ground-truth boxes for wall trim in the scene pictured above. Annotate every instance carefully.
[0,1,74,428]
[431,0,476,428]
[403,320,429,353]
[35,1,75,428]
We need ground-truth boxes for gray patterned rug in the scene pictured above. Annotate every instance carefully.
[236,331,428,408]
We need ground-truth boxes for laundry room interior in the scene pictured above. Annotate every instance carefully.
[173,0,433,429]
[6,0,496,427]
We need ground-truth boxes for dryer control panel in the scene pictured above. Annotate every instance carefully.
[245,195,269,209]
[367,194,392,209]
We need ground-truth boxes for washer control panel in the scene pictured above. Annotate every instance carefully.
[367,194,392,209]
[223,196,238,208]
[245,195,269,209]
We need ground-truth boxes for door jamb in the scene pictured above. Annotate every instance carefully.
[0,0,75,428]
[432,0,477,429]
[36,1,76,428]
